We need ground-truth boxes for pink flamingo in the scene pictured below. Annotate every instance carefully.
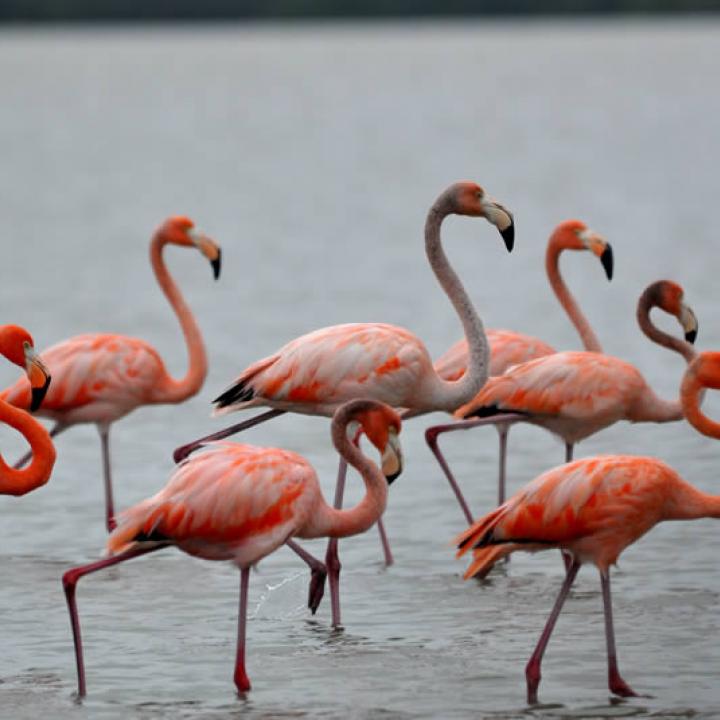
[428,280,698,523]
[0,325,55,495]
[454,453,720,703]
[171,181,514,623]
[62,399,402,695]
[681,351,720,438]
[2,217,221,530]
[429,219,613,516]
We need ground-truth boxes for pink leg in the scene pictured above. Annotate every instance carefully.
[325,456,347,628]
[376,516,393,567]
[600,570,638,697]
[565,443,574,463]
[62,544,166,697]
[286,539,327,614]
[234,567,252,693]
[526,558,581,705]
[496,422,510,506]
[14,421,67,469]
[98,424,116,533]
[173,409,286,463]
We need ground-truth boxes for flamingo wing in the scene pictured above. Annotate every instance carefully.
[108,441,318,565]
[2,334,166,419]
[455,351,645,421]
[213,323,431,415]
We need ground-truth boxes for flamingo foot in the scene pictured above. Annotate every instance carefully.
[526,661,541,705]
[308,566,327,615]
[609,670,638,698]
[234,666,252,694]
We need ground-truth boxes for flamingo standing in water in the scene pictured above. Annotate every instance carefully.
[454,453,720,703]
[171,181,515,624]
[429,219,613,517]
[428,280,698,522]
[62,399,403,695]
[0,325,55,495]
[2,217,221,531]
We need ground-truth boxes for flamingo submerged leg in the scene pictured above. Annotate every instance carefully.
[14,421,67,469]
[525,558,581,705]
[62,545,167,697]
[600,571,638,697]
[325,457,348,628]
[172,409,287,463]
[376,516,393,567]
[234,567,252,693]
[285,539,327,614]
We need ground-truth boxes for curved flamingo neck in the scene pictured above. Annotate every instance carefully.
[312,408,388,539]
[681,371,719,439]
[637,289,696,365]
[545,238,602,353]
[149,233,208,404]
[664,477,720,521]
[0,401,56,496]
[422,192,489,411]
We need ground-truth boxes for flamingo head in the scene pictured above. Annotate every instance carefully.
[344,400,403,484]
[0,325,51,411]
[450,182,515,252]
[158,216,222,280]
[551,219,613,280]
[689,352,720,390]
[649,280,698,344]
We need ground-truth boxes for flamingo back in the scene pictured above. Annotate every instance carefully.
[213,323,433,416]
[108,441,319,567]
[1,334,167,424]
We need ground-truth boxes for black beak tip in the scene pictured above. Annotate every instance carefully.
[600,245,614,281]
[30,375,51,412]
[685,328,698,344]
[385,468,402,485]
[211,249,222,280]
[500,223,514,253]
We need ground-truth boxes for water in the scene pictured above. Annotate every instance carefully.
[1,17,720,719]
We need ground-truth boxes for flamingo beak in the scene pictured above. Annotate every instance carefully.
[381,428,403,484]
[190,229,222,280]
[600,244,613,281]
[482,197,515,252]
[211,248,222,280]
[24,344,51,412]
[680,304,698,344]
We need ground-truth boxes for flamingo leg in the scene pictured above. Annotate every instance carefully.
[600,570,638,697]
[496,422,510,506]
[565,443,574,463]
[13,421,67,469]
[525,558,581,705]
[376,516,393,567]
[234,567,252,693]
[285,539,327,614]
[172,409,287,463]
[62,544,167,697]
[325,457,348,628]
[98,424,116,532]
[425,414,524,525]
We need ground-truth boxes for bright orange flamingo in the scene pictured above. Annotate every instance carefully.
[681,351,720,438]
[62,399,402,695]
[429,219,613,516]
[454,453,720,703]
[0,325,55,495]
[171,181,514,619]
[2,217,221,531]
[427,280,698,523]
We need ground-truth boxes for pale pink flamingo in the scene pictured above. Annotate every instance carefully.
[454,453,720,703]
[429,219,613,516]
[2,217,221,530]
[428,280,698,523]
[171,181,514,623]
[0,325,55,495]
[62,399,402,695]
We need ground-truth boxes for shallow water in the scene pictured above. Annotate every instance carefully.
[1,17,720,719]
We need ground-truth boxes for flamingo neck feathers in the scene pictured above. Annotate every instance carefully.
[545,238,602,353]
[681,370,719,439]
[423,191,489,411]
[0,402,56,496]
[312,408,388,539]
[149,233,208,404]
[663,476,720,521]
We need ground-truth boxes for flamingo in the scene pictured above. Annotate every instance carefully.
[0,325,55,495]
[681,351,720,438]
[454,453,720,703]
[429,219,613,516]
[2,216,221,531]
[427,280,698,523]
[170,181,515,624]
[62,399,403,695]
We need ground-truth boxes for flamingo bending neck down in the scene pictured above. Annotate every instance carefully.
[2,217,221,531]
[681,351,720,439]
[428,280,698,524]
[170,181,515,624]
[426,219,614,521]
[0,325,55,496]
[62,399,403,695]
